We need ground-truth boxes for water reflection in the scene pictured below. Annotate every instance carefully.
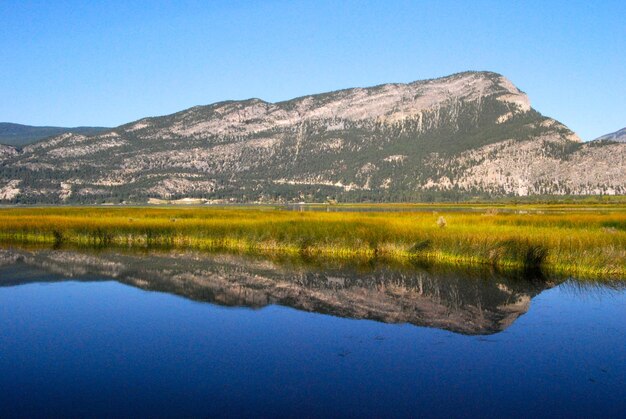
[0,247,559,335]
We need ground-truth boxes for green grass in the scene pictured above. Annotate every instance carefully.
[0,204,624,279]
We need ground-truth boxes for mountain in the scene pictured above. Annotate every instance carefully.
[0,122,108,147]
[593,127,626,143]
[1,71,624,204]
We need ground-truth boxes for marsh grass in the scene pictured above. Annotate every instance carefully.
[0,205,624,279]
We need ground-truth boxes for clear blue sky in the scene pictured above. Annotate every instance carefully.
[1,0,624,140]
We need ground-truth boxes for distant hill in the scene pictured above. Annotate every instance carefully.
[593,127,626,143]
[0,123,108,147]
[1,71,625,204]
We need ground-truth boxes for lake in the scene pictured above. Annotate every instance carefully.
[0,247,624,418]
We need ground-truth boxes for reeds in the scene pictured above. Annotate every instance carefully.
[0,205,624,279]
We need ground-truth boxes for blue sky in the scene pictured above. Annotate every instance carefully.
[1,0,624,140]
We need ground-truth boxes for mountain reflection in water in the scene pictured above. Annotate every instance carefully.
[0,247,558,335]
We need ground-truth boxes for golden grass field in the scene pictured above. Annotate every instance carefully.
[0,204,624,279]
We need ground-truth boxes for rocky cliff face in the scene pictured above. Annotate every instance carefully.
[1,71,623,203]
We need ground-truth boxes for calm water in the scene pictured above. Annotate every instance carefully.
[282,203,623,214]
[0,248,625,418]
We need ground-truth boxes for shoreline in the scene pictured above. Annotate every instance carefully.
[0,205,624,280]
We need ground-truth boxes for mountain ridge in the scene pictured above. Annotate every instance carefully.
[593,127,626,143]
[0,123,109,147]
[1,71,624,203]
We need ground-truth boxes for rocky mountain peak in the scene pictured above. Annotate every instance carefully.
[0,71,623,203]
[112,71,535,142]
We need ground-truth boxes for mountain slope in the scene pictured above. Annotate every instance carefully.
[593,127,626,143]
[1,71,624,203]
[0,123,108,147]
